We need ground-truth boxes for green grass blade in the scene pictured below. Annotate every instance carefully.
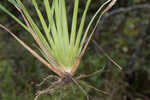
[44,0,65,67]
[32,0,54,47]
[44,0,58,50]
[16,0,50,50]
[47,3,59,52]
[54,0,62,36]
[68,0,79,69]
[0,2,57,67]
[0,5,29,32]
[74,0,91,54]
[54,0,66,57]
[60,0,69,48]
[70,0,79,48]
[15,0,60,67]
[44,0,52,32]
[79,0,111,53]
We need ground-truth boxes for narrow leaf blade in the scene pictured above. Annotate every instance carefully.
[8,0,22,9]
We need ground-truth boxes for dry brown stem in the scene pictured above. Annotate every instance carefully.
[34,71,110,100]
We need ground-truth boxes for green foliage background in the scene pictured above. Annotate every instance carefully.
[0,0,150,100]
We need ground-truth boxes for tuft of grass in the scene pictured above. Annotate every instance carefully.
[0,0,114,76]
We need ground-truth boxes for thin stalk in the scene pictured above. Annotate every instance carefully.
[0,24,64,77]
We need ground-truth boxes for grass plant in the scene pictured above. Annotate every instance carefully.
[0,0,118,99]
[0,0,116,77]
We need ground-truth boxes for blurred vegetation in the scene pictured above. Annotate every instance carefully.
[0,0,150,100]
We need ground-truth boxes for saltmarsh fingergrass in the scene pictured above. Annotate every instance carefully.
[0,0,118,99]
[0,0,113,77]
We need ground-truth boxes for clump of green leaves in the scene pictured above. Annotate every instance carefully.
[0,0,112,76]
